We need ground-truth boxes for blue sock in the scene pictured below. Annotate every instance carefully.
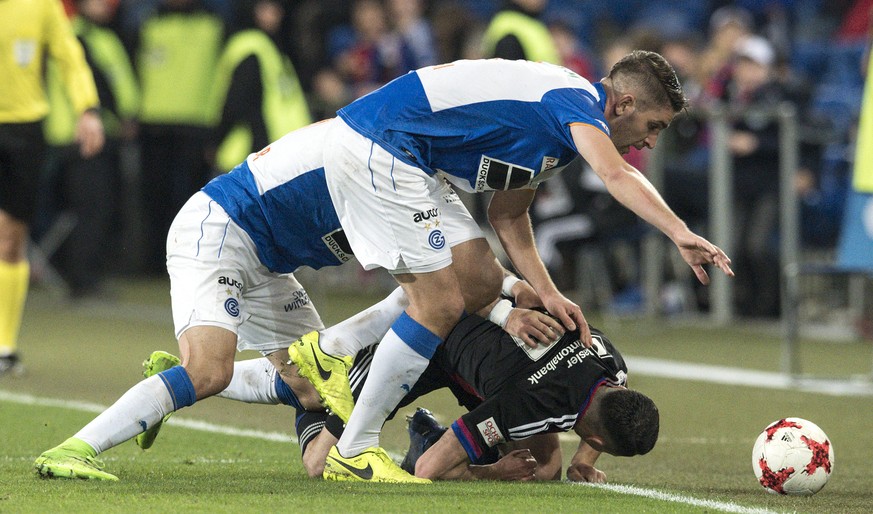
[157,366,197,409]
[274,373,302,409]
[391,311,443,359]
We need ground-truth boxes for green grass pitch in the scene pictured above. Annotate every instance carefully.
[1,278,871,513]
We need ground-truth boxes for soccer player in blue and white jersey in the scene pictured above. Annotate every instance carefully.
[289,51,733,483]
[33,118,517,481]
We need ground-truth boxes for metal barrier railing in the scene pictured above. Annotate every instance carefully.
[645,102,801,344]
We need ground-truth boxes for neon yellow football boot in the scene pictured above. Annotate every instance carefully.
[287,331,354,422]
[323,445,431,483]
[34,437,118,481]
[135,350,181,450]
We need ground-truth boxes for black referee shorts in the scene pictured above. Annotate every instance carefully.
[0,121,46,224]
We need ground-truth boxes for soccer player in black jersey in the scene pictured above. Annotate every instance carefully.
[296,307,659,482]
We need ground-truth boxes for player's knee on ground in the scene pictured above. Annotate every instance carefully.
[413,453,441,480]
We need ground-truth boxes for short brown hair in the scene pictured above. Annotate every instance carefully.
[607,50,688,113]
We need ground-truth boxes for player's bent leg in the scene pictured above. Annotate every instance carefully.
[287,331,354,422]
[34,438,118,481]
[177,325,238,399]
[135,351,181,450]
[449,238,502,313]
[324,445,431,484]
[35,326,235,480]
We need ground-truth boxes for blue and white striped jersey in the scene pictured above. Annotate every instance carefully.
[201,122,351,274]
[337,59,610,192]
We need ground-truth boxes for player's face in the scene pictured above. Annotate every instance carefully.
[610,105,675,155]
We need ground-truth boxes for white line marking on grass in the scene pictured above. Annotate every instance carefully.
[6,388,777,512]
[627,356,873,396]
[574,482,779,514]
[0,390,292,444]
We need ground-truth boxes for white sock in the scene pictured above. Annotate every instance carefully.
[319,287,408,357]
[216,358,281,404]
[74,375,176,454]
[336,329,429,456]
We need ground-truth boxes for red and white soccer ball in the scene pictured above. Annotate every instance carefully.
[752,417,834,495]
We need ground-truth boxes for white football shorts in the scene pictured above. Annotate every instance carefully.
[323,117,484,274]
[166,192,324,354]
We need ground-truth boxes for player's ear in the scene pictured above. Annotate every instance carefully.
[615,94,635,116]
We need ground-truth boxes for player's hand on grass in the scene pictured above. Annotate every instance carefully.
[672,229,734,285]
[505,308,564,349]
[494,449,538,481]
[566,462,606,483]
[541,293,592,347]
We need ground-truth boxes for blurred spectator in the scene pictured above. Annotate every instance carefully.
[40,0,140,298]
[701,5,754,100]
[134,0,224,274]
[388,0,437,69]
[210,0,311,172]
[0,0,103,376]
[661,34,710,229]
[549,20,598,80]
[329,0,409,98]
[430,1,484,62]
[721,35,787,317]
[481,0,560,63]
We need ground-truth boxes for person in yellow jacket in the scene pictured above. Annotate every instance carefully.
[481,0,560,64]
[135,0,224,273]
[42,0,140,298]
[211,0,311,173]
[854,9,873,193]
[0,0,104,376]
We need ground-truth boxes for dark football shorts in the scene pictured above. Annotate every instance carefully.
[0,121,46,224]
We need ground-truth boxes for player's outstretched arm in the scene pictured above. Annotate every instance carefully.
[570,124,734,283]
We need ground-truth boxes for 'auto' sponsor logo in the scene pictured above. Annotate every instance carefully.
[413,208,439,223]
[218,276,242,290]
[476,417,505,447]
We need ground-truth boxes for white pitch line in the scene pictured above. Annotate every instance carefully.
[627,356,873,397]
[0,390,292,444]
[574,482,779,514]
[6,388,778,514]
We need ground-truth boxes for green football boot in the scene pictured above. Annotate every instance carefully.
[287,331,355,422]
[135,350,181,450]
[324,445,431,483]
[34,437,118,481]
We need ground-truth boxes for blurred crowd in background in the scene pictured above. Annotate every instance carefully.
[31,0,873,320]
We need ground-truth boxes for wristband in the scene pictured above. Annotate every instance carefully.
[487,299,513,328]
[501,275,521,297]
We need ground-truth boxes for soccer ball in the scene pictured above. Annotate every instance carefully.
[752,417,834,495]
